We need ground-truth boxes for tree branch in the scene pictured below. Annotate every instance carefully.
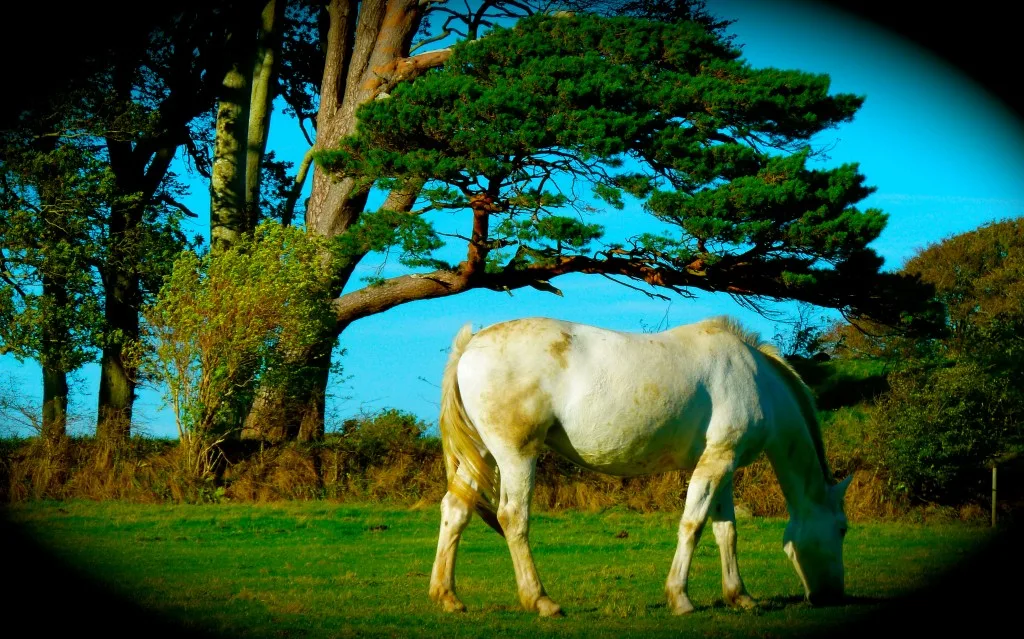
[282,149,315,227]
[317,0,357,122]
[598,272,672,301]
[369,48,452,98]
[380,178,426,213]
[0,259,29,299]
[409,29,452,54]
[183,134,213,179]
[141,145,178,199]
[157,194,199,218]
[298,116,315,146]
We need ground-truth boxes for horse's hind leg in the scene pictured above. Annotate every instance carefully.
[493,450,563,617]
[710,476,756,609]
[429,466,477,612]
[665,443,736,615]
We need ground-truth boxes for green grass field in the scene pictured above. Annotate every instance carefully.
[0,501,1001,638]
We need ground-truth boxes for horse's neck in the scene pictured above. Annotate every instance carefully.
[764,425,831,518]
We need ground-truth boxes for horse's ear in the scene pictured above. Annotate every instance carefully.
[833,474,853,501]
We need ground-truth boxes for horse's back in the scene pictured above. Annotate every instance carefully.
[455,317,776,475]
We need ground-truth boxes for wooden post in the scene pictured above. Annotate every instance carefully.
[991,466,997,528]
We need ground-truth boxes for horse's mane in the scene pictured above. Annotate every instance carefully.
[700,316,834,484]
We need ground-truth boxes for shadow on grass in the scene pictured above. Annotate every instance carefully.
[694,593,889,615]
[0,513,222,639]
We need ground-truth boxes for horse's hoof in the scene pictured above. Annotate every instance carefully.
[667,592,695,615]
[430,589,466,613]
[536,596,564,618]
[728,593,758,610]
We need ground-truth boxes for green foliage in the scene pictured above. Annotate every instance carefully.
[903,217,1024,355]
[646,151,887,264]
[332,408,435,469]
[0,37,200,433]
[0,134,108,372]
[872,362,1020,504]
[312,11,917,325]
[257,150,297,224]
[822,218,1024,505]
[788,356,890,412]
[143,222,338,476]
[333,208,446,272]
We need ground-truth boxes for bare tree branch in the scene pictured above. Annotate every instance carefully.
[157,194,199,218]
[282,148,315,227]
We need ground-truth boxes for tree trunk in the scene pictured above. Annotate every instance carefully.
[92,9,245,440]
[34,134,70,442]
[297,346,332,442]
[40,273,69,442]
[242,0,434,441]
[241,335,335,442]
[245,0,284,230]
[211,30,257,254]
[96,258,139,442]
[240,0,454,440]
[41,365,69,442]
[98,131,175,442]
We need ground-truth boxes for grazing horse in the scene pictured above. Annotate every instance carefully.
[428,316,852,617]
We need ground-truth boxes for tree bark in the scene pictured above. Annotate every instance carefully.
[245,0,285,230]
[41,366,69,442]
[305,0,439,238]
[40,272,69,442]
[93,7,254,440]
[211,27,257,254]
[32,134,70,442]
[95,201,141,442]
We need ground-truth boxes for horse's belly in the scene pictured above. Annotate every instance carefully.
[545,391,712,477]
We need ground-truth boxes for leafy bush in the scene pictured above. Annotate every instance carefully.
[143,222,337,479]
[815,218,1024,507]
[871,361,1021,504]
[332,408,435,468]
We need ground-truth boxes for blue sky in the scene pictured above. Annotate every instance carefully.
[3,0,1024,439]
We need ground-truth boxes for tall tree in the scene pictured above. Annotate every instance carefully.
[239,1,936,441]
[247,0,288,230]
[4,0,937,444]
[210,1,276,254]
[0,122,105,440]
[2,1,245,441]
[317,10,933,332]
[92,3,248,440]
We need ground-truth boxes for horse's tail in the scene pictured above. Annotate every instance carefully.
[440,323,504,536]
[756,343,835,485]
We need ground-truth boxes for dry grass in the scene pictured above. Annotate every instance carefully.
[1,435,198,503]
[0,432,993,523]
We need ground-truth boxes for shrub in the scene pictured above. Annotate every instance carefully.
[333,408,432,468]
[142,222,337,480]
[871,361,1021,504]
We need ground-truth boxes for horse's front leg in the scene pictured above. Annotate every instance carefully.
[494,452,563,617]
[666,444,735,615]
[710,476,757,609]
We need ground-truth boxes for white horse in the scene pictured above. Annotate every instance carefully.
[428,316,852,617]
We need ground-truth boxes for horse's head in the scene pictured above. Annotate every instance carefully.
[782,474,853,606]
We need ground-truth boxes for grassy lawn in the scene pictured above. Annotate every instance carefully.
[0,501,1003,638]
